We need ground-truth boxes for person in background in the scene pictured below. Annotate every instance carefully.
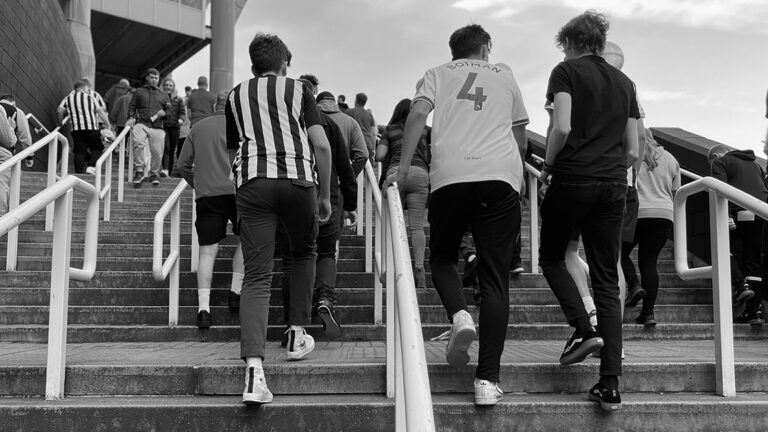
[175,86,193,174]
[176,91,244,330]
[621,131,680,326]
[337,94,349,113]
[103,79,130,114]
[376,98,431,288]
[0,94,33,216]
[58,79,112,175]
[161,78,186,177]
[709,144,768,325]
[127,68,170,187]
[345,93,377,164]
[316,91,368,176]
[187,76,216,127]
[110,88,134,133]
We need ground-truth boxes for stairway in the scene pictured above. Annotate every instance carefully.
[1,165,768,431]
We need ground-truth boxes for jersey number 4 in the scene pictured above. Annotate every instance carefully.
[456,72,487,111]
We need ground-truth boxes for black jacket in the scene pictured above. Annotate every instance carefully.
[319,111,357,212]
[711,149,768,214]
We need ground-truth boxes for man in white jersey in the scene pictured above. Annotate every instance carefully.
[385,24,528,406]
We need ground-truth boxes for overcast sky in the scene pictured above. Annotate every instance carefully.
[174,0,768,153]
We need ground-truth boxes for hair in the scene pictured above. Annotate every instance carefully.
[184,86,192,92]
[299,74,319,88]
[73,79,87,90]
[556,11,609,56]
[642,128,659,170]
[119,78,130,87]
[355,93,368,106]
[81,77,91,86]
[337,94,346,102]
[162,78,175,90]
[248,33,292,75]
[197,76,208,86]
[388,98,411,126]
[707,144,731,162]
[144,68,160,79]
[215,90,228,110]
[0,94,14,102]
[449,24,491,61]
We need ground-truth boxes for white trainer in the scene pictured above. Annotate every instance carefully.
[286,326,315,360]
[446,310,476,366]
[474,379,503,406]
[242,366,273,405]
[85,167,96,175]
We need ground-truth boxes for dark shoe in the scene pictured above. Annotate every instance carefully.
[317,298,341,339]
[625,283,647,307]
[733,282,755,304]
[472,282,481,306]
[735,306,764,327]
[510,265,524,276]
[132,172,143,188]
[281,326,289,348]
[196,310,211,329]
[150,174,160,185]
[228,291,240,311]
[560,327,603,365]
[635,311,657,328]
[160,169,169,178]
[462,254,478,287]
[588,382,622,412]
[414,266,426,288]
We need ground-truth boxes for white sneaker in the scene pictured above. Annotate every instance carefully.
[85,167,96,175]
[474,379,503,406]
[446,310,476,366]
[160,169,169,178]
[242,366,273,405]
[286,326,315,360]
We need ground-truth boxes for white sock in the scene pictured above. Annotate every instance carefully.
[245,357,263,369]
[467,254,476,263]
[581,296,597,326]
[289,325,304,332]
[198,288,211,312]
[230,272,244,295]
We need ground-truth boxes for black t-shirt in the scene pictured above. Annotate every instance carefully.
[546,55,640,182]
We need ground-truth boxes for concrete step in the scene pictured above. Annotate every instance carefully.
[2,393,767,432]
[0,304,718,326]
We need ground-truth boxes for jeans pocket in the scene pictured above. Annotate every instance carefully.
[291,179,315,188]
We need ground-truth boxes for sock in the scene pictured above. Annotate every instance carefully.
[599,375,619,390]
[198,288,210,312]
[245,356,263,369]
[289,325,304,332]
[230,272,244,295]
[582,296,597,326]
[467,254,476,263]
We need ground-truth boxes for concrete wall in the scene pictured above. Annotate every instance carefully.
[0,0,82,130]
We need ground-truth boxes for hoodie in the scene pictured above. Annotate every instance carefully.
[710,149,768,215]
[637,145,679,221]
[317,99,369,176]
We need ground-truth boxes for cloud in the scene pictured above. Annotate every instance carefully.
[639,89,687,102]
[452,0,768,34]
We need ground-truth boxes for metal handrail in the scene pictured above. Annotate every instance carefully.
[153,180,189,326]
[0,175,99,400]
[0,130,70,270]
[25,113,51,136]
[524,161,542,274]
[680,168,703,181]
[94,126,130,220]
[363,162,384,324]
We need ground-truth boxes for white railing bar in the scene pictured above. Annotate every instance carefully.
[680,168,703,181]
[524,162,541,274]
[0,175,99,400]
[94,126,131,221]
[384,200,395,399]
[153,179,188,326]
[1,131,70,270]
[356,171,364,235]
[362,162,384,323]
[191,189,199,273]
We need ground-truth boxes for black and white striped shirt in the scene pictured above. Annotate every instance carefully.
[58,91,100,131]
[225,76,321,188]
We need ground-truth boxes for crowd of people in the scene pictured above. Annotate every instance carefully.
[5,6,768,415]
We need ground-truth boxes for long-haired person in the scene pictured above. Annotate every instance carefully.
[376,98,431,287]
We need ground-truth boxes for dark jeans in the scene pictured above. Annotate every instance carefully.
[237,178,318,360]
[162,127,180,173]
[429,181,520,382]
[71,130,103,173]
[278,203,342,322]
[733,218,765,313]
[539,180,627,377]
[176,136,186,158]
[621,218,673,314]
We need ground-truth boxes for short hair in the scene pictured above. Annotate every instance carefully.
[0,94,14,102]
[145,68,160,78]
[81,77,91,86]
[299,74,319,94]
[355,93,368,106]
[707,144,731,162]
[248,33,292,76]
[556,11,609,56]
[184,86,192,92]
[73,79,87,90]
[337,94,346,102]
[119,79,130,87]
[197,76,208,86]
[215,91,228,110]
[162,78,175,89]
[449,24,491,61]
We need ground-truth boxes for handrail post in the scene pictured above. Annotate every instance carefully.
[118,133,126,202]
[384,202,395,398]
[528,170,539,274]
[356,171,364,235]
[5,165,21,271]
[104,152,113,221]
[169,201,181,326]
[365,173,373,273]
[374,205,383,324]
[44,136,58,231]
[45,190,74,400]
[709,190,736,397]
[191,189,198,273]
[394,298,405,431]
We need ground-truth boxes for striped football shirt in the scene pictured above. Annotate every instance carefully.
[225,75,321,188]
[58,91,100,131]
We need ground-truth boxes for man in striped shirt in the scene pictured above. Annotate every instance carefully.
[226,33,332,406]
[58,79,111,174]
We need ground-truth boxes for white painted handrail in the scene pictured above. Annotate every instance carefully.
[94,126,130,220]
[153,180,188,326]
[680,168,703,181]
[25,113,52,136]
[363,162,384,324]
[673,176,768,397]
[0,130,70,270]
[524,161,541,274]
[0,175,99,400]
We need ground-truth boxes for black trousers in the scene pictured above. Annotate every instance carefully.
[71,130,103,173]
[428,181,520,382]
[539,179,626,377]
[733,218,765,313]
[162,127,180,173]
[621,218,673,314]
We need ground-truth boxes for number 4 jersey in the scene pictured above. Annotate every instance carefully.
[413,60,529,193]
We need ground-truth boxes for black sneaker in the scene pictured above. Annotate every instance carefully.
[196,310,211,329]
[588,382,622,412]
[317,298,341,339]
[634,311,657,328]
[462,254,478,287]
[733,282,755,304]
[150,174,160,185]
[228,291,240,311]
[735,305,764,327]
[560,328,603,365]
[625,283,647,307]
[280,325,290,348]
[132,172,143,188]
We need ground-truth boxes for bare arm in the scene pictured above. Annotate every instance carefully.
[634,118,646,173]
[545,92,572,166]
[375,131,389,162]
[176,132,195,188]
[397,101,431,176]
[512,125,527,160]
[307,124,332,220]
[623,117,639,167]
[96,107,111,129]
